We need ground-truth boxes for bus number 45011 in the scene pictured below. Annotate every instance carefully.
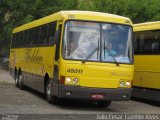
[67,69,83,74]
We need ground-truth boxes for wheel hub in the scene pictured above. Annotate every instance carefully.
[47,84,51,96]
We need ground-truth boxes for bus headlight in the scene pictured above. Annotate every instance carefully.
[126,81,131,87]
[66,77,71,83]
[120,81,125,87]
[73,78,79,84]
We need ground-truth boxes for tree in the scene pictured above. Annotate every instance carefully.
[92,0,160,23]
[0,0,79,50]
[1,0,160,51]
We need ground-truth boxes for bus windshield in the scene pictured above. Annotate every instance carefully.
[63,21,133,64]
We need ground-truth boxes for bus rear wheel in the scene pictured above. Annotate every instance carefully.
[45,80,59,104]
[97,101,112,107]
[18,74,25,90]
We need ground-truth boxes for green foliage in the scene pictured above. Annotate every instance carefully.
[1,0,160,50]
[92,0,160,23]
[77,0,94,10]
[0,0,80,50]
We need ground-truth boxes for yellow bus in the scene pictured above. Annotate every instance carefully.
[133,21,160,102]
[9,11,134,107]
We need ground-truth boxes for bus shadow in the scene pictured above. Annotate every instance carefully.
[56,99,119,112]
[131,97,160,107]
[23,86,119,112]
[24,86,46,101]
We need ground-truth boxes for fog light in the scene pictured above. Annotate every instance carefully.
[66,92,71,95]
[66,77,71,83]
[126,81,131,87]
[120,81,125,87]
[73,78,79,84]
[122,94,128,98]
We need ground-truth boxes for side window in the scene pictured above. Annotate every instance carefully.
[135,30,160,54]
[40,25,48,45]
[19,32,24,47]
[134,32,144,54]
[29,29,34,46]
[23,30,29,47]
[16,33,20,48]
[152,42,159,53]
[46,22,56,45]
[156,31,160,53]
[11,22,58,48]
[33,27,40,45]
[134,34,138,54]
[55,24,62,61]
[143,31,159,54]
[11,34,16,48]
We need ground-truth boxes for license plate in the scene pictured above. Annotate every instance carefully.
[91,94,104,99]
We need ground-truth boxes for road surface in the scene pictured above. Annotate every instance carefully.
[0,62,159,120]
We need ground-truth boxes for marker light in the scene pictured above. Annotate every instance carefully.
[66,77,71,83]
[126,81,131,87]
[73,78,79,84]
[60,76,65,84]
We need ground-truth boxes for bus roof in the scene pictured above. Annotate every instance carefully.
[13,10,132,33]
[134,21,160,32]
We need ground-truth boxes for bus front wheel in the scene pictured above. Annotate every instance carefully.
[97,101,112,107]
[46,80,59,104]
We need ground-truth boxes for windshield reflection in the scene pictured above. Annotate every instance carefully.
[63,21,133,64]
[64,21,100,61]
[102,24,132,63]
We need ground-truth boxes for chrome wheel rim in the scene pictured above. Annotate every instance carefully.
[15,77,18,85]
[47,83,51,98]
[19,75,22,86]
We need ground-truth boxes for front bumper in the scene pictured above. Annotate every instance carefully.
[58,84,132,101]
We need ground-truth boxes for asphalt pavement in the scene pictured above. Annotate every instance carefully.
[0,62,159,120]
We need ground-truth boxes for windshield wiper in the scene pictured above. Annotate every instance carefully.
[104,47,119,66]
[82,47,98,64]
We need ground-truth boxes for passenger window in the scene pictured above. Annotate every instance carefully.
[23,30,29,47]
[134,34,138,54]
[11,34,16,48]
[29,29,34,46]
[135,30,160,54]
[19,32,24,47]
[16,33,20,48]
[33,27,40,45]
[152,43,159,52]
[55,24,62,61]
[40,25,48,45]
[46,22,56,45]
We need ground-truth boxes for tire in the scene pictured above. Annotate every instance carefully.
[97,101,112,107]
[18,74,25,90]
[45,80,59,104]
[15,71,19,87]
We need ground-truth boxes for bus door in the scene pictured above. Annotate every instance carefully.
[52,21,62,95]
